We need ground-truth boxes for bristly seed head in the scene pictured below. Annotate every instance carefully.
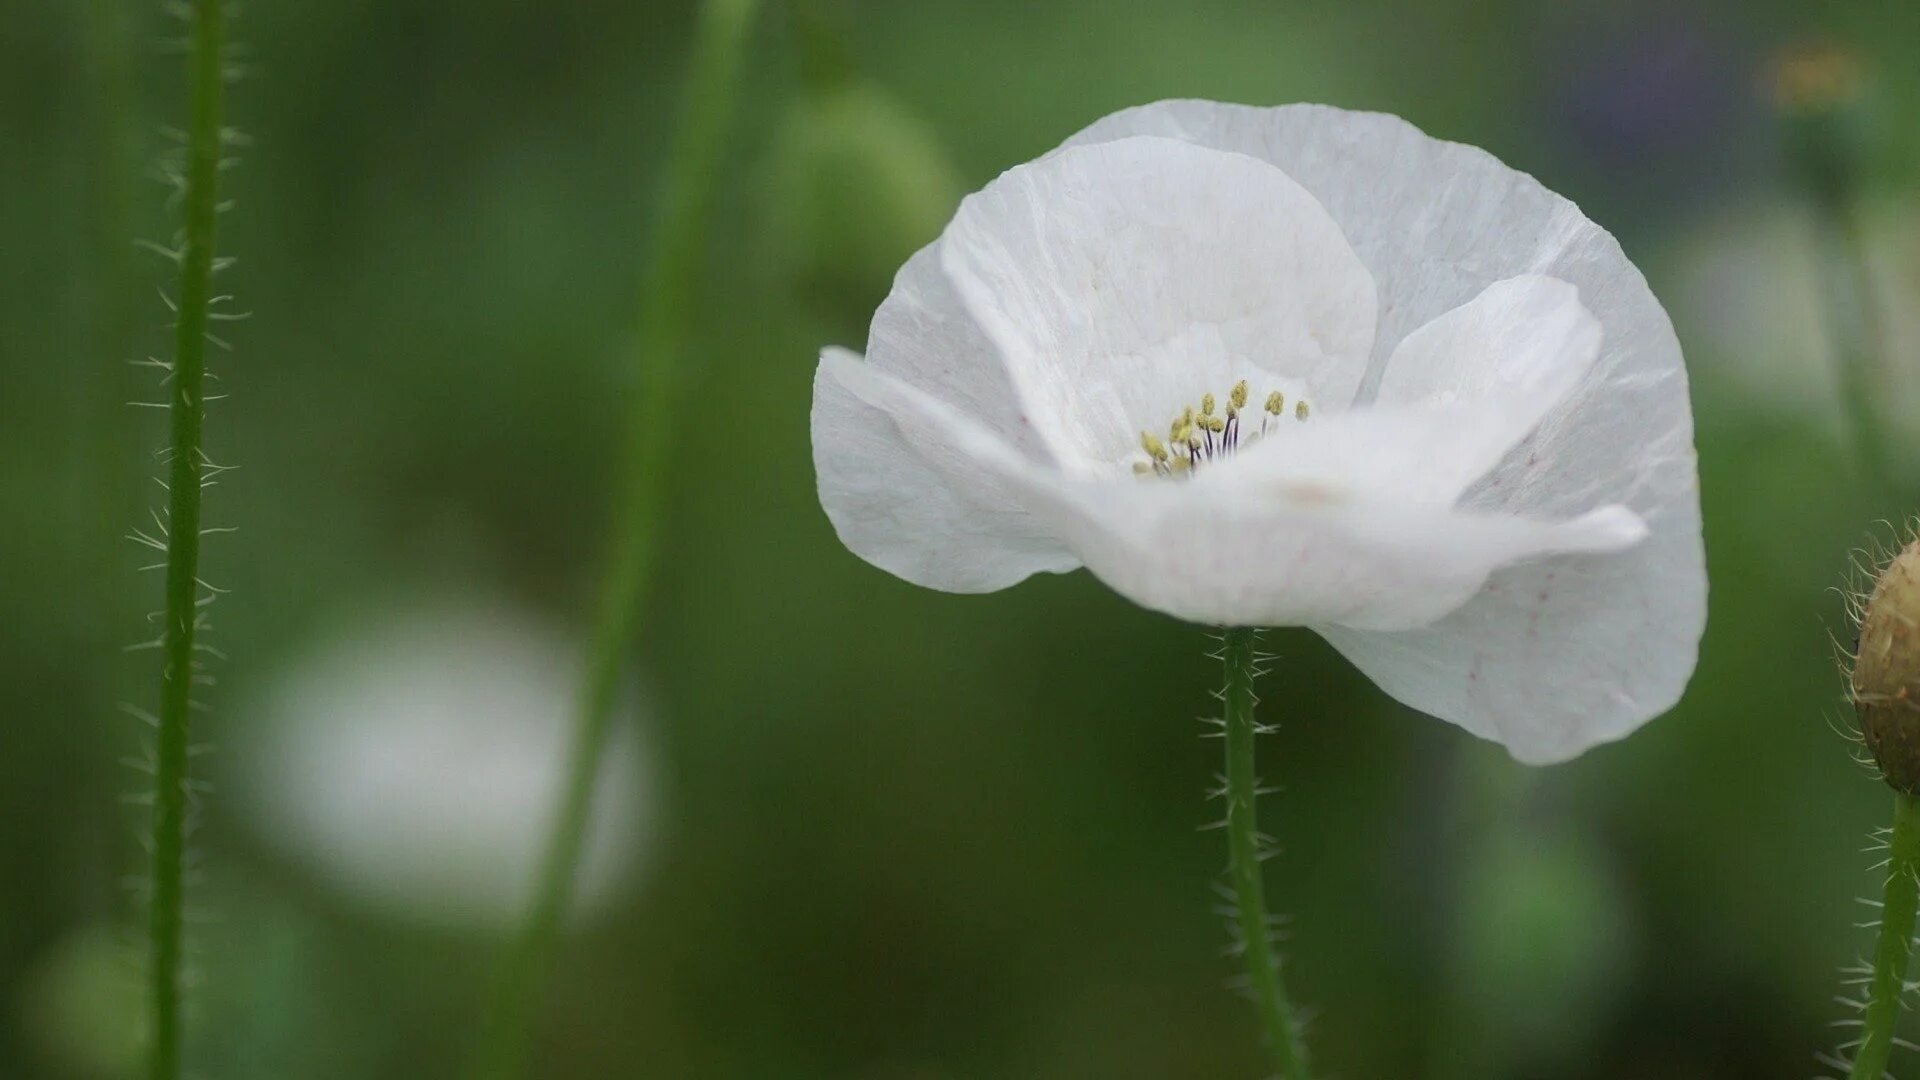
[1855,536,1920,792]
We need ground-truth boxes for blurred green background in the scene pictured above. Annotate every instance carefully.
[7,1,1920,1076]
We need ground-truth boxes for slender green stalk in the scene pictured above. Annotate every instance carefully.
[472,2,759,1075]
[1851,792,1920,1080]
[146,0,227,1076]
[1220,627,1311,1080]
[1809,192,1893,488]
[1774,50,1892,487]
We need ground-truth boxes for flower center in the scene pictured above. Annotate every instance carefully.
[1134,379,1311,478]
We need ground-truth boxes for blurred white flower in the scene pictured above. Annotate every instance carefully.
[812,101,1705,764]
[236,597,654,930]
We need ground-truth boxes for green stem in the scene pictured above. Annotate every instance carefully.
[471,1,758,1075]
[1782,88,1893,488]
[147,0,226,1076]
[1852,791,1920,1080]
[1220,627,1311,1080]
[1811,194,1893,488]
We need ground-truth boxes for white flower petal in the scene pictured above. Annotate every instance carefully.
[938,136,1377,472]
[1078,491,1647,633]
[1225,397,1572,511]
[865,242,1054,461]
[1355,274,1602,501]
[1066,102,1704,760]
[824,349,1647,633]
[1376,275,1600,407]
[813,347,1079,592]
[813,226,1079,593]
[1312,519,1696,765]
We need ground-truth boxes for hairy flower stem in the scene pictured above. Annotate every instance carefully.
[472,1,758,1075]
[146,0,227,1076]
[1220,627,1311,1080]
[1852,792,1920,1080]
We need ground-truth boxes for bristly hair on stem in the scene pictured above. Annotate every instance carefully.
[1210,626,1313,1079]
[1832,794,1920,1080]
[470,1,760,1076]
[141,0,235,1077]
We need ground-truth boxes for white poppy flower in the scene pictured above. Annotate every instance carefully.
[812,101,1705,764]
[234,597,655,929]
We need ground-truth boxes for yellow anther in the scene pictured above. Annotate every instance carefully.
[1230,380,1249,411]
[1201,393,1216,417]
[1295,400,1310,420]
[1170,455,1191,473]
[1132,461,1154,475]
[1204,415,1226,434]
[1264,391,1284,415]
[1140,431,1169,461]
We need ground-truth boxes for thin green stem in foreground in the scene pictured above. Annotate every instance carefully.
[1851,791,1920,1080]
[1220,627,1312,1080]
[146,0,227,1076]
[472,1,759,1075]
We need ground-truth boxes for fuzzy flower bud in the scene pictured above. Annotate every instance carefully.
[1767,41,1870,211]
[1855,537,1920,792]
[764,80,965,310]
